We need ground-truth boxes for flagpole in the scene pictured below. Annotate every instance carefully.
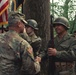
[1,25,4,33]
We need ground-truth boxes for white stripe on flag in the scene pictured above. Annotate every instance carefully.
[2,12,6,22]
[0,0,8,8]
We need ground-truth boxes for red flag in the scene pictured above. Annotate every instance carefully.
[0,0,8,25]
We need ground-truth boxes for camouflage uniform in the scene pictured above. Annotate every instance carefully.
[20,30,43,58]
[0,11,40,75]
[20,32,31,43]
[20,19,44,75]
[28,33,42,58]
[20,19,45,59]
[20,32,42,58]
[20,31,42,75]
[0,30,37,75]
[48,17,76,75]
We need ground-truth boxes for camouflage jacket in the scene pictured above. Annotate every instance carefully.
[29,34,42,57]
[20,33,45,58]
[20,32,31,43]
[0,30,40,75]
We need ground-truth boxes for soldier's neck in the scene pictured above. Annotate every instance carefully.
[9,27,20,33]
[58,31,67,39]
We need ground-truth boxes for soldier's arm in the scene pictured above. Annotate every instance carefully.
[20,40,40,74]
[56,38,76,61]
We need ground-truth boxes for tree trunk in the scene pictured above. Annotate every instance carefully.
[23,0,50,75]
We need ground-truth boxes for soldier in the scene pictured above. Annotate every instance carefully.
[0,11,40,75]
[48,17,76,75]
[21,19,45,62]
[25,19,45,75]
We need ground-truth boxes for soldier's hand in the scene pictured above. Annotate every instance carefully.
[48,48,57,56]
[35,56,41,63]
[23,28,26,33]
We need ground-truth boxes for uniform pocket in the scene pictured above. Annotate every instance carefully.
[60,44,69,51]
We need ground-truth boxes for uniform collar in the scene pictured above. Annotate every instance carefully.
[56,32,71,42]
[29,33,38,42]
[8,30,19,36]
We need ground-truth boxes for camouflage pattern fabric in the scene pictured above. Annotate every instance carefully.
[0,30,40,75]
